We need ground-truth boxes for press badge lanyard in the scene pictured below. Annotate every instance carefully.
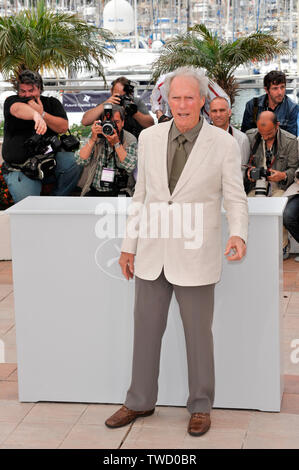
[100,141,117,186]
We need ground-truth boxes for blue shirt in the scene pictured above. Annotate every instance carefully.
[241,94,299,137]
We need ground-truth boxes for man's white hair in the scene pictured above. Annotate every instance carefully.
[163,67,209,98]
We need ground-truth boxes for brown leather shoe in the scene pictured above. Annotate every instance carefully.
[105,405,155,428]
[188,412,211,436]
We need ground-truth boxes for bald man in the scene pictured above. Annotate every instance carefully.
[209,97,250,171]
[245,110,298,258]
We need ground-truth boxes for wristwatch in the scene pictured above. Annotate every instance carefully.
[114,142,121,149]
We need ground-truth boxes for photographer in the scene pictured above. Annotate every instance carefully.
[283,168,299,261]
[1,70,81,203]
[81,76,154,139]
[241,70,298,136]
[245,110,298,258]
[76,104,137,197]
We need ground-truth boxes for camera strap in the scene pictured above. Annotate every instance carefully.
[248,132,277,169]
[263,140,277,169]
[247,133,262,167]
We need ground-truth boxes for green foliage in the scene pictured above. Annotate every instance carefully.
[0,0,115,81]
[68,123,91,139]
[152,23,289,104]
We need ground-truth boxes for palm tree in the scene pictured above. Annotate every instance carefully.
[0,0,114,81]
[152,24,289,104]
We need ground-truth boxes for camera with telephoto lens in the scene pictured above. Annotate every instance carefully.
[249,167,271,181]
[116,82,137,116]
[100,103,118,136]
[248,167,272,197]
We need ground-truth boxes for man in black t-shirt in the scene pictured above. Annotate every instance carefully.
[2,70,81,202]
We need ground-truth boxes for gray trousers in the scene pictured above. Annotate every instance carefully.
[124,269,215,414]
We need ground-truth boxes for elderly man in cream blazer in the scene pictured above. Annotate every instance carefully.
[105,67,248,437]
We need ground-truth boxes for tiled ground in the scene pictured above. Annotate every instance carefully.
[0,258,299,449]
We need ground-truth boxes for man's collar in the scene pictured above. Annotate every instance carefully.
[170,118,203,142]
[264,93,285,111]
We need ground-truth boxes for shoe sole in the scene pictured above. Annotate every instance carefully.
[105,408,155,429]
[188,428,210,437]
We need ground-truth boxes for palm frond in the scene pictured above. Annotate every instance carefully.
[0,0,115,81]
[152,23,289,103]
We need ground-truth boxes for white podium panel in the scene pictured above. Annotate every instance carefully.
[7,196,286,411]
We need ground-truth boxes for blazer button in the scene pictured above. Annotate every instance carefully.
[168,201,173,205]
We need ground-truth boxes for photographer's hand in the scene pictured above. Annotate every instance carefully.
[33,111,47,135]
[268,169,287,182]
[91,121,102,139]
[105,128,120,147]
[247,166,255,182]
[28,97,44,115]
[79,121,99,161]
[28,98,68,134]
[105,129,128,163]
[105,94,121,106]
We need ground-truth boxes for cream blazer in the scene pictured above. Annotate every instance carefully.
[283,167,299,198]
[121,118,248,286]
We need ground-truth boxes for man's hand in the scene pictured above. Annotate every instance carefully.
[33,111,47,135]
[267,169,287,182]
[91,120,102,140]
[105,128,120,147]
[105,94,121,106]
[224,236,246,261]
[27,97,44,115]
[246,166,255,182]
[119,252,135,280]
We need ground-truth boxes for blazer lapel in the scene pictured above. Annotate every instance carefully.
[171,119,214,197]
[155,120,172,197]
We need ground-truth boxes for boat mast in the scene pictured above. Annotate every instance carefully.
[297,0,299,75]
[289,0,293,68]
[134,0,138,48]
[186,0,190,31]
[225,0,230,40]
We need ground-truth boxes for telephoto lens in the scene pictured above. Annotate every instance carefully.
[255,178,268,197]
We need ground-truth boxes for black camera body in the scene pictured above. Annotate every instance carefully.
[249,167,271,181]
[116,82,137,116]
[24,132,79,158]
[100,167,129,191]
[59,133,80,151]
[100,103,118,136]
[24,133,61,157]
[114,170,128,189]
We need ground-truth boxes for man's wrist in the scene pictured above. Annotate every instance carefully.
[114,141,121,149]
[41,111,46,119]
